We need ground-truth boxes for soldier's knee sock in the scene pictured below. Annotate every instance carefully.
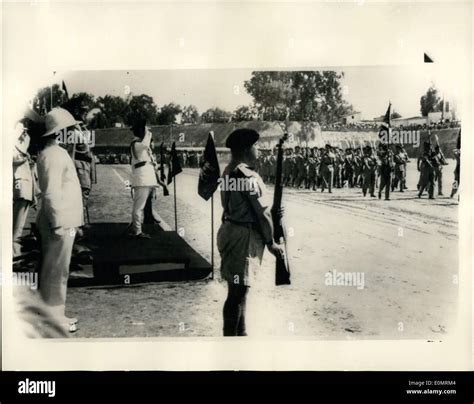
[223,298,239,336]
[224,284,248,336]
[237,294,248,336]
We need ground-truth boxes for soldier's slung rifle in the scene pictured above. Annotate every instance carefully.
[272,115,291,286]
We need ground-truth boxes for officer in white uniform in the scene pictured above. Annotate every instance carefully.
[36,108,84,331]
[129,119,167,238]
[12,122,36,260]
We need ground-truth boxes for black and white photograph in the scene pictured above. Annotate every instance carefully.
[1,0,472,375]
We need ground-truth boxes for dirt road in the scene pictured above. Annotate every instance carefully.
[67,161,458,339]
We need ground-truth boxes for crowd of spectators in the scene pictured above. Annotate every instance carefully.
[321,120,461,132]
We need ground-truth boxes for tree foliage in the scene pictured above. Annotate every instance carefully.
[420,85,442,117]
[156,103,182,125]
[244,71,353,123]
[181,105,200,124]
[391,111,402,119]
[232,105,258,122]
[32,84,66,114]
[96,95,129,127]
[125,94,158,126]
[201,107,232,123]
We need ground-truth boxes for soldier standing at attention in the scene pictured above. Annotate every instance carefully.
[343,147,355,188]
[269,147,278,184]
[307,148,318,191]
[320,144,335,193]
[282,148,292,186]
[361,145,377,197]
[377,143,394,200]
[432,145,448,196]
[353,147,363,187]
[417,141,435,199]
[392,144,407,192]
[401,144,409,190]
[13,119,37,261]
[217,129,283,336]
[333,147,343,189]
[292,146,302,188]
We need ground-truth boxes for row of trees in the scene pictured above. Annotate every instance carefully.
[32,84,238,128]
[31,71,356,129]
[30,74,452,129]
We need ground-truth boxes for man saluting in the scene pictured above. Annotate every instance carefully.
[217,128,283,337]
[129,119,167,238]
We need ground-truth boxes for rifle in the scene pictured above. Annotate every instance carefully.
[434,134,447,165]
[271,132,291,286]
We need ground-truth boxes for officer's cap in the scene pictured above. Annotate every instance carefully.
[225,128,260,149]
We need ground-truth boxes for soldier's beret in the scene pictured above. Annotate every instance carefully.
[225,128,260,149]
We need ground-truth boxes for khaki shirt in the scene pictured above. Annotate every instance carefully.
[220,162,267,224]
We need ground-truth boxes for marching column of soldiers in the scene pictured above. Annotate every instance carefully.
[256,139,456,201]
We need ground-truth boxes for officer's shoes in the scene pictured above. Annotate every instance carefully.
[136,232,152,239]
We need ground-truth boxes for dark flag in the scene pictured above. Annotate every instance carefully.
[159,142,166,182]
[378,102,391,143]
[62,81,69,100]
[167,141,182,185]
[198,132,221,201]
[42,97,48,114]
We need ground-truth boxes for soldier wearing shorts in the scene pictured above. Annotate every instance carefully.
[217,128,283,336]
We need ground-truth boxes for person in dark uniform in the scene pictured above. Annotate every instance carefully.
[333,147,343,188]
[217,129,284,337]
[392,144,408,192]
[432,145,448,196]
[282,148,293,186]
[343,147,355,187]
[417,141,435,199]
[377,143,394,200]
[361,145,377,197]
[320,144,335,193]
[307,147,319,191]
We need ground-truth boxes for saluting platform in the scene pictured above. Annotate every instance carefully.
[70,223,212,286]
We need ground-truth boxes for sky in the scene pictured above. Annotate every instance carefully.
[62,65,460,121]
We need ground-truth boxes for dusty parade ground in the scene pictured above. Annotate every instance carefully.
[65,160,459,340]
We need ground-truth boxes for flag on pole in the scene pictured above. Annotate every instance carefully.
[62,81,69,100]
[198,131,221,201]
[159,142,167,182]
[42,97,48,114]
[167,141,182,185]
[378,102,391,143]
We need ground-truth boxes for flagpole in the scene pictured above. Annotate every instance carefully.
[211,194,215,280]
[173,177,178,232]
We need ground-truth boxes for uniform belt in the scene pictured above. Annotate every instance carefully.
[133,161,151,169]
[74,153,92,163]
[223,218,258,229]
